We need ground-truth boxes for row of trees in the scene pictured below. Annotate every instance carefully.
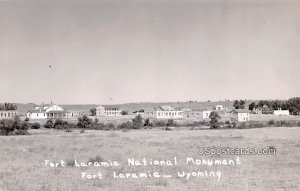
[0,103,17,111]
[248,97,300,115]
[43,115,180,130]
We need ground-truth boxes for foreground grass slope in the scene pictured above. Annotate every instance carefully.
[0,127,299,191]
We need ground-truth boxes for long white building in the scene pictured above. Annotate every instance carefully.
[27,104,82,119]
[155,105,183,119]
[0,110,18,119]
[96,105,122,116]
[274,109,289,116]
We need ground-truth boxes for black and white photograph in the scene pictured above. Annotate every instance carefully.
[0,0,300,190]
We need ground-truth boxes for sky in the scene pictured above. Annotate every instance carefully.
[0,0,299,104]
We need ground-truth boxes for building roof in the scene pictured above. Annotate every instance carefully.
[155,105,176,111]
[231,109,250,113]
[46,110,66,113]
[0,110,18,112]
[97,105,121,109]
[27,110,45,113]
[175,107,192,111]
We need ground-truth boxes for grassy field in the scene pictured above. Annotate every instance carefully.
[0,127,300,191]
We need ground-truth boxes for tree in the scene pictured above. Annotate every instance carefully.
[132,115,143,129]
[90,108,96,116]
[287,97,300,115]
[233,100,239,109]
[209,111,221,129]
[0,103,17,111]
[233,100,246,109]
[248,102,257,111]
[12,115,21,129]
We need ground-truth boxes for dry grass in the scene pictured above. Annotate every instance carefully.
[0,127,300,191]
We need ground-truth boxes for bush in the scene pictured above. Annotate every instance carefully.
[144,118,150,126]
[92,122,115,130]
[121,111,128,115]
[132,115,143,129]
[0,117,29,136]
[237,123,246,129]
[91,123,106,130]
[54,119,69,129]
[44,119,54,129]
[166,119,178,127]
[186,120,208,127]
[210,122,220,129]
[209,111,221,129]
[0,119,14,135]
[31,122,41,129]
[275,120,288,127]
[117,121,133,129]
[19,121,30,130]
[268,120,275,125]
[8,129,29,136]
[248,122,264,129]
[77,115,92,128]
[107,123,115,130]
[153,120,167,127]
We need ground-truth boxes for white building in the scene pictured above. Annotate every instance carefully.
[175,107,192,112]
[136,110,155,118]
[183,110,202,118]
[27,104,70,119]
[215,105,224,111]
[203,111,212,119]
[66,111,82,118]
[274,109,289,116]
[96,105,122,116]
[0,110,18,119]
[231,109,250,122]
[155,105,183,119]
